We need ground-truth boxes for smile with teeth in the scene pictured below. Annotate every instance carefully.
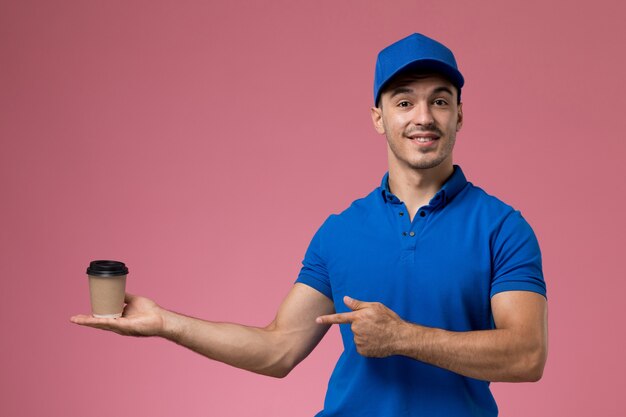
[410,136,439,143]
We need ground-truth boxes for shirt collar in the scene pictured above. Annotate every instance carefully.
[380,165,468,208]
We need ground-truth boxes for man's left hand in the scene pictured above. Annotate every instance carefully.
[316,296,406,357]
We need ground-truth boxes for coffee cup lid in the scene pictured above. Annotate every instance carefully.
[86,260,129,277]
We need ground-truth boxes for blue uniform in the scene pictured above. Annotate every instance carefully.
[296,165,546,417]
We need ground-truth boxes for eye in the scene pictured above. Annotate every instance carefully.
[433,99,448,106]
[397,100,412,108]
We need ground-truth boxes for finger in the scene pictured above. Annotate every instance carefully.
[344,295,367,311]
[316,312,357,325]
[70,315,124,329]
[70,314,110,324]
[124,292,136,303]
[70,314,114,326]
[73,316,133,335]
[70,314,89,324]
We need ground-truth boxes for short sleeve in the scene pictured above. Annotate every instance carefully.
[295,217,332,300]
[490,210,547,299]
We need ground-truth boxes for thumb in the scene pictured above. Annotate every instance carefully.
[344,295,365,311]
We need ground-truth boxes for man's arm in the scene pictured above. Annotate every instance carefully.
[70,283,335,378]
[316,290,547,382]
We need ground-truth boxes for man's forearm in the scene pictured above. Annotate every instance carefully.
[317,294,548,382]
[395,323,546,382]
[159,309,292,378]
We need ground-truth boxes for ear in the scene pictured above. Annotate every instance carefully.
[456,102,463,132]
[370,106,385,135]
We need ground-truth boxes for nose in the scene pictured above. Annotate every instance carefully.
[411,101,434,127]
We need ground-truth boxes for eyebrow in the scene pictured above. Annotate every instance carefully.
[389,85,455,99]
[433,86,454,97]
[389,87,414,98]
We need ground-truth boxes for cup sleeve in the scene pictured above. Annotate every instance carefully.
[295,217,332,300]
[490,210,547,299]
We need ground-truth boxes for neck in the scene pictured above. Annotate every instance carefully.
[387,161,454,210]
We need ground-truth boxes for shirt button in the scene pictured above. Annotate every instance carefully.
[419,211,426,217]
[402,231,407,236]
[409,231,415,237]
[399,212,404,216]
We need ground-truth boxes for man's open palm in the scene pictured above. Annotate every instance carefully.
[70,293,165,337]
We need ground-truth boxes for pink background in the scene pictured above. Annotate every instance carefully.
[1,0,624,415]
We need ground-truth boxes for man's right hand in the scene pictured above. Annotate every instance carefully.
[70,293,165,337]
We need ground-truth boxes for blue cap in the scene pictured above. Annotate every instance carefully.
[374,33,464,106]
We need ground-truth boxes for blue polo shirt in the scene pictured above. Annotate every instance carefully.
[296,165,546,417]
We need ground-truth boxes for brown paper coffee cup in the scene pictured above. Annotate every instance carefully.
[86,260,129,318]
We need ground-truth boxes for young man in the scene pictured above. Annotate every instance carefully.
[71,33,548,416]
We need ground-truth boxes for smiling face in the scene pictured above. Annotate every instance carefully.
[371,72,463,172]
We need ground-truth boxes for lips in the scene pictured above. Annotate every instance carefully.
[411,137,439,143]
[407,132,440,141]
[407,132,440,145]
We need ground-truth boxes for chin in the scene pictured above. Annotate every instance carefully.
[408,159,445,170]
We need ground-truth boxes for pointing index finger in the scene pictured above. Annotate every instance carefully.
[316,312,357,325]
